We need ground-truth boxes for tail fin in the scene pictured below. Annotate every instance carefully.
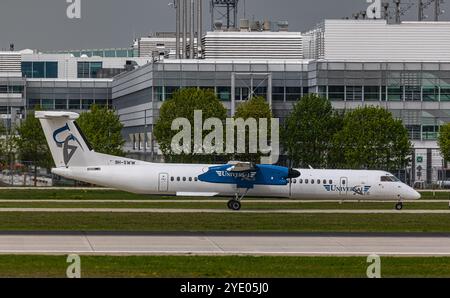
[36,111,100,167]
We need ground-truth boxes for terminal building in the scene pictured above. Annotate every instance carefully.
[113,19,450,185]
[1,16,450,185]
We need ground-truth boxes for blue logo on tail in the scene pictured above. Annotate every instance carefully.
[53,123,83,166]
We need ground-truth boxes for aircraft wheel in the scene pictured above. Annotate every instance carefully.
[227,200,233,210]
[229,200,241,211]
[395,202,403,210]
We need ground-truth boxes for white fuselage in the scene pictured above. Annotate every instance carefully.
[53,163,421,201]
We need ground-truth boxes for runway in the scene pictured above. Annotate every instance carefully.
[1,232,450,256]
[0,208,448,213]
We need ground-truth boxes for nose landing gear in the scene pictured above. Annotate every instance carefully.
[227,188,249,211]
[394,193,404,210]
[227,199,241,211]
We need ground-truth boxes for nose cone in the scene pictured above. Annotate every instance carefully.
[408,188,421,200]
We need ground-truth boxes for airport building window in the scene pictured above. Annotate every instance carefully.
[441,88,450,101]
[346,86,362,101]
[387,86,403,101]
[22,62,58,78]
[253,87,267,98]
[77,62,103,78]
[286,87,302,101]
[95,99,108,108]
[41,99,54,110]
[328,86,345,101]
[423,86,439,101]
[82,99,94,110]
[217,87,231,101]
[273,87,285,101]
[364,86,380,101]
[318,86,327,98]
[405,86,421,101]
[0,85,23,94]
[55,99,68,110]
[165,86,179,100]
[29,99,41,109]
[422,125,440,140]
[69,99,81,110]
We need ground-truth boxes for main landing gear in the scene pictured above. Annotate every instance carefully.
[227,189,250,211]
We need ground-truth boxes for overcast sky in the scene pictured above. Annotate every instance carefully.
[1,0,449,51]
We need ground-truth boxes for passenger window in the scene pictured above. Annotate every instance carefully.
[305,179,309,184]
[189,177,192,182]
[293,179,297,184]
[177,177,180,182]
[183,177,186,181]
[171,177,174,182]
[329,180,333,184]
[317,179,320,184]
[311,179,315,184]
[299,179,303,184]
[342,180,346,185]
[194,177,198,182]
[323,179,326,184]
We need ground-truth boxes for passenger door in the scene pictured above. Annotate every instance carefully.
[339,177,348,196]
[158,173,169,192]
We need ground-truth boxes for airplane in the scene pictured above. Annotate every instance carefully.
[36,111,421,211]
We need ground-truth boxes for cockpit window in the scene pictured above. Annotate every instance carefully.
[381,175,400,182]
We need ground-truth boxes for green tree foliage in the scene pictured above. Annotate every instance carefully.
[234,96,273,163]
[438,123,450,162]
[77,105,125,156]
[334,106,411,170]
[282,94,343,168]
[154,88,227,163]
[16,112,52,185]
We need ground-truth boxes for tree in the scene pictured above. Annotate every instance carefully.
[154,88,227,163]
[282,94,343,168]
[438,123,450,162]
[334,106,411,171]
[233,96,273,163]
[16,112,53,186]
[77,105,125,156]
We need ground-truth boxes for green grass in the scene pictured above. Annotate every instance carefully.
[0,255,450,278]
[419,191,450,200]
[0,212,450,232]
[0,201,448,210]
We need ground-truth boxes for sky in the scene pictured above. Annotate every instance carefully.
[0,0,449,51]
